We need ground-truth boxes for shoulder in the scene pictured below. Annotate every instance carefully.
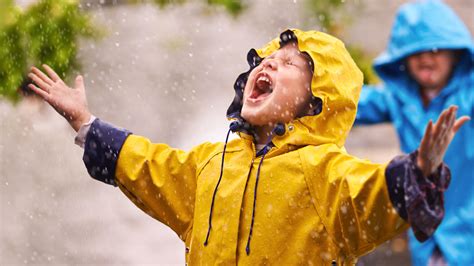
[192,138,246,168]
[297,144,349,168]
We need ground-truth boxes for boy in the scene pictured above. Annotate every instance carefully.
[28,29,468,264]
[355,1,474,265]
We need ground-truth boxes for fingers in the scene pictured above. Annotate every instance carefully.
[432,106,452,140]
[453,116,471,133]
[42,64,62,82]
[28,73,51,93]
[420,120,433,149]
[31,66,54,86]
[28,83,50,100]
[75,75,85,91]
[438,106,457,141]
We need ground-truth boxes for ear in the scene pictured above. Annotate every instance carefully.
[309,97,323,115]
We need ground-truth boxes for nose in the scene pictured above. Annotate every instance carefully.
[416,51,435,62]
[261,58,278,70]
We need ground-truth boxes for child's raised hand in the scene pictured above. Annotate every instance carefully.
[28,64,91,132]
[417,106,470,177]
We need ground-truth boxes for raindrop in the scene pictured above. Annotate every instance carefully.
[340,205,347,214]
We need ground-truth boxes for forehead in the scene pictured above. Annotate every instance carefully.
[267,43,305,59]
[409,49,456,59]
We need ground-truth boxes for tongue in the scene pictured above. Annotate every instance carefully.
[418,68,434,82]
[256,79,271,92]
[255,91,271,100]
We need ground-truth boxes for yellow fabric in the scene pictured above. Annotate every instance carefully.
[114,29,409,265]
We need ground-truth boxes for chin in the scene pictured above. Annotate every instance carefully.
[241,109,271,126]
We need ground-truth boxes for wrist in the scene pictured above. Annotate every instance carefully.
[416,153,436,178]
[71,111,91,132]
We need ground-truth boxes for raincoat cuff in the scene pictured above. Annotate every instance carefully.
[385,151,451,242]
[83,118,132,187]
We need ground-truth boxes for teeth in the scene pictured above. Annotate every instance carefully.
[257,76,271,84]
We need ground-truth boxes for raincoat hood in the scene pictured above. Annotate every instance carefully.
[227,29,364,148]
[373,0,474,99]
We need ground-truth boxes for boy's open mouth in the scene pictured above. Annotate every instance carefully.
[248,72,273,102]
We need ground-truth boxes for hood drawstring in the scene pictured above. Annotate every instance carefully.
[246,123,285,255]
[204,121,286,255]
[204,121,242,246]
[245,143,269,255]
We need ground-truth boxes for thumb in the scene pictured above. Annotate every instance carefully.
[75,75,85,91]
[453,116,470,133]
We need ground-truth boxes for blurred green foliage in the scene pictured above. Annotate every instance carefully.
[153,0,186,8]
[0,0,98,102]
[206,0,244,16]
[0,0,26,101]
[348,46,379,85]
[151,0,245,16]
[306,0,346,33]
[305,0,379,84]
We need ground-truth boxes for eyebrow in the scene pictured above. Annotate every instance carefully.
[265,49,306,62]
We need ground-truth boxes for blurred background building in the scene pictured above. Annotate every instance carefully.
[1,0,472,264]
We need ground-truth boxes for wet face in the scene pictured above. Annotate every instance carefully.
[406,50,457,92]
[241,43,313,126]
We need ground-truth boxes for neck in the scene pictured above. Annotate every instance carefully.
[419,84,444,106]
[253,124,274,145]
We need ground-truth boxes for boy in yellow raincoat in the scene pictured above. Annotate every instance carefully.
[28,29,469,264]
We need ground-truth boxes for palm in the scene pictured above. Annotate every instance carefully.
[417,106,470,177]
[28,64,91,131]
[48,80,86,118]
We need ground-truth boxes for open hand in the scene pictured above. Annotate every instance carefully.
[417,106,470,177]
[28,64,91,132]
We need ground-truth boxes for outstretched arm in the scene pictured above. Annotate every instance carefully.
[384,105,470,241]
[28,65,91,131]
[416,106,470,177]
[355,85,391,125]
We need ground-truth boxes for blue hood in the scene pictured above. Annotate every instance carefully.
[374,0,474,99]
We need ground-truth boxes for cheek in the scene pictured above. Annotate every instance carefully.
[406,59,419,73]
[437,58,455,78]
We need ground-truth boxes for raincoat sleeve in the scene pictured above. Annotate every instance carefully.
[384,151,450,242]
[355,85,391,124]
[301,144,449,258]
[82,118,219,239]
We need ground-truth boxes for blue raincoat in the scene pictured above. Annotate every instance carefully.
[355,1,474,265]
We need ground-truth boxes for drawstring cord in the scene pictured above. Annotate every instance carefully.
[245,123,284,255]
[245,143,270,255]
[204,127,233,246]
[203,121,285,253]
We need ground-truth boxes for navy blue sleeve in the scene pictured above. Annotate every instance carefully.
[83,118,132,186]
[385,151,451,242]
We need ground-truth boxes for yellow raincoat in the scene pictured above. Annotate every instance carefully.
[113,29,409,265]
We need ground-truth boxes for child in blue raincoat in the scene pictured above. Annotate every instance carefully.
[355,1,474,265]
[28,28,468,264]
